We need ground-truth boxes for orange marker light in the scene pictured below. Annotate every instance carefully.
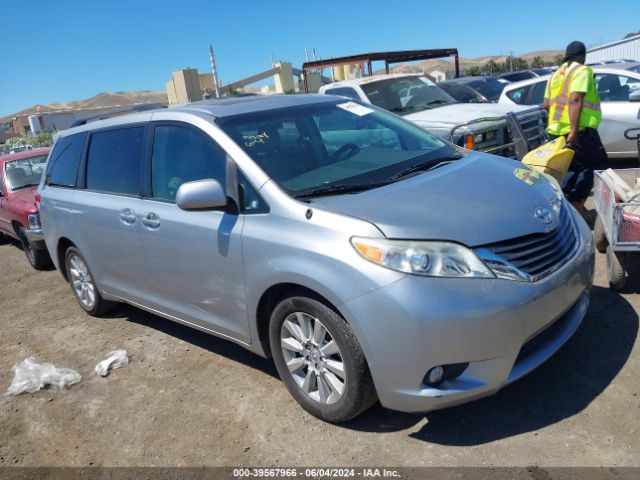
[354,242,384,263]
[465,134,475,150]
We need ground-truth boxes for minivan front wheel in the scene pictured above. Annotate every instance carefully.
[269,293,376,422]
[65,247,116,316]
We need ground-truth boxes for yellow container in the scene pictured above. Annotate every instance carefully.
[522,137,574,183]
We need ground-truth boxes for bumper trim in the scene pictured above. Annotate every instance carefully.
[24,228,45,245]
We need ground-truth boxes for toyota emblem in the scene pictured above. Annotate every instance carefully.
[534,207,554,225]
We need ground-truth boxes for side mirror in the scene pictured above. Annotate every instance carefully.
[629,90,640,102]
[176,179,227,211]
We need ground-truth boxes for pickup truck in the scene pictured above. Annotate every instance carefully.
[319,74,547,158]
[0,147,52,269]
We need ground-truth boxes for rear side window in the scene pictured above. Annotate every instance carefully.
[324,87,361,101]
[506,85,531,104]
[45,132,87,187]
[86,127,144,195]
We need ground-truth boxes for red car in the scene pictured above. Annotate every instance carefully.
[0,147,52,269]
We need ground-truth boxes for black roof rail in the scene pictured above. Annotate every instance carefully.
[70,103,167,128]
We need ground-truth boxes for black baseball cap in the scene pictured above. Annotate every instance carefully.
[564,41,586,62]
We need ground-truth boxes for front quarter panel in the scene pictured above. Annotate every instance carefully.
[241,181,405,357]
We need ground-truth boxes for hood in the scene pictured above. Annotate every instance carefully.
[405,103,533,130]
[310,152,561,247]
[10,186,38,212]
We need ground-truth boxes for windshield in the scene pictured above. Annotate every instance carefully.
[4,155,47,191]
[359,76,457,115]
[216,100,460,197]
[468,77,507,102]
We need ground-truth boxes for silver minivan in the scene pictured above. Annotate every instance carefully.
[38,95,594,422]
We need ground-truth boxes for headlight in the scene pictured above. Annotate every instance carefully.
[351,237,494,278]
[27,214,41,230]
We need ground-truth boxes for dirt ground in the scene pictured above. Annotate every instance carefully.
[0,204,638,468]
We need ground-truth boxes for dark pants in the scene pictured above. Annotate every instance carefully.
[553,128,608,203]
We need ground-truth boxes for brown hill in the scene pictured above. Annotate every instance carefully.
[385,50,563,75]
[1,91,168,123]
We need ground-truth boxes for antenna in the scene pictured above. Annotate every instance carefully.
[209,45,221,98]
[305,48,309,62]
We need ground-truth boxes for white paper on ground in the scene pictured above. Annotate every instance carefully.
[95,350,129,377]
[5,357,81,395]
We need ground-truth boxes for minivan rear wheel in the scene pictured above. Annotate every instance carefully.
[65,247,116,316]
[269,292,377,422]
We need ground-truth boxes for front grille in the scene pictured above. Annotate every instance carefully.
[481,204,578,279]
[516,110,547,150]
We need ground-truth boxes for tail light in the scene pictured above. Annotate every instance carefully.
[35,191,41,209]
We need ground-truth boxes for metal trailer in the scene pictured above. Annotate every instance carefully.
[593,131,640,290]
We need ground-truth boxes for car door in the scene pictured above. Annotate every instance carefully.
[595,72,640,158]
[72,126,148,301]
[0,166,11,236]
[138,122,249,342]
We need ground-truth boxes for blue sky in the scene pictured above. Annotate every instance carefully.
[1,0,637,116]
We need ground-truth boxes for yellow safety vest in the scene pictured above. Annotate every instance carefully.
[546,62,602,136]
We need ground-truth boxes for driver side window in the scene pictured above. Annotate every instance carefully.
[151,125,226,202]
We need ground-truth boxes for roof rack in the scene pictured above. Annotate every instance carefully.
[301,48,460,91]
[70,103,167,127]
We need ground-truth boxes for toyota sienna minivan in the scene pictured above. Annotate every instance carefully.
[38,95,594,422]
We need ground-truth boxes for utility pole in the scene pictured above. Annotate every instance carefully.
[209,45,221,98]
[509,50,514,72]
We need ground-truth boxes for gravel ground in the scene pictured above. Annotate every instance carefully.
[0,205,638,468]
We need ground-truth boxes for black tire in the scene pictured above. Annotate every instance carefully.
[593,215,608,254]
[65,247,116,316]
[269,292,377,423]
[0,231,8,245]
[606,245,626,291]
[19,227,52,270]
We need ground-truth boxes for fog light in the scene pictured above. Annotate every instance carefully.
[426,366,445,386]
[423,363,469,387]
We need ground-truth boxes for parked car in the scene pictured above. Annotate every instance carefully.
[319,74,547,158]
[39,96,594,422]
[0,147,52,269]
[9,145,34,154]
[499,68,554,83]
[439,76,508,103]
[498,66,640,158]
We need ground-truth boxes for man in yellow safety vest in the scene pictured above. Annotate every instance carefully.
[543,41,607,219]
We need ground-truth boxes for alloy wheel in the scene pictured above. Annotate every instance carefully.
[68,254,96,308]
[280,312,346,405]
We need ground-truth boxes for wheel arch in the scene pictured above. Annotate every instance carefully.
[255,283,344,359]
[56,237,76,281]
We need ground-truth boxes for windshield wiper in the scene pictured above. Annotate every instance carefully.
[386,154,463,182]
[293,182,389,199]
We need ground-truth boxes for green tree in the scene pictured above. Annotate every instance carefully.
[465,65,482,76]
[624,30,640,39]
[531,56,545,68]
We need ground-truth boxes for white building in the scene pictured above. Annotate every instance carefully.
[586,34,640,63]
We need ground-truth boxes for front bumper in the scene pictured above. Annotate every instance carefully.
[341,212,595,413]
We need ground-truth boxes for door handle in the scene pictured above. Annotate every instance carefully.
[119,209,136,225]
[141,212,160,229]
